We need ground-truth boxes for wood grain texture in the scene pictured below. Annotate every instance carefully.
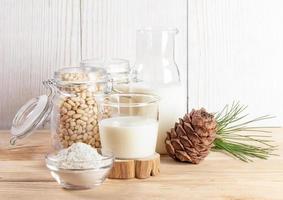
[81,0,187,68]
[2,0,283,129]
[0,0,81,129]
[108,153,160,179]
[80,0,188,99]
[0,129,283,200]
[188,0,283,125]
[0,0,188,129]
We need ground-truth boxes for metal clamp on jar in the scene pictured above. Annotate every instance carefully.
[10,66,110,149]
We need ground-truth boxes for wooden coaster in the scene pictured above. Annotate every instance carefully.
[108,153,160,179]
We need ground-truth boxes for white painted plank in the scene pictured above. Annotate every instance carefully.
[81,0,188,90]
[188,0,283,125]
[0,0,81,129]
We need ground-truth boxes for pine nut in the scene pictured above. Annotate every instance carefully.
[56,72,108,149]
[67,110,75,116]
[73,114,82,119]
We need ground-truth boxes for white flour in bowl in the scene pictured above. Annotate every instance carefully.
[54,142,106,169]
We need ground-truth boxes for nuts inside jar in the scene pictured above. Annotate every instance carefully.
[56,71,105,148]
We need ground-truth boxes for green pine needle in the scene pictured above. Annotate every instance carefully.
[212,102,277,162]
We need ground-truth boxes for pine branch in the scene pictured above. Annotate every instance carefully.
[212,102,277,162]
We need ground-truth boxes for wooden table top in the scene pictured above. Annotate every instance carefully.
[0,129,283,200]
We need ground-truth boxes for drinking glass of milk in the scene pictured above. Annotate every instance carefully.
[96,93,160,159]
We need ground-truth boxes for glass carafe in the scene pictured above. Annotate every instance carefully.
[132,28,187,154]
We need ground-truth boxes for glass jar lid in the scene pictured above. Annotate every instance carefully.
[10,94,52,145]
[10,66,110,145]
[80,58,132,84]
[54,66,108,85]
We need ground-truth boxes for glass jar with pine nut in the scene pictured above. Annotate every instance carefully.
[10,61,133,149]
[47,67,110,149]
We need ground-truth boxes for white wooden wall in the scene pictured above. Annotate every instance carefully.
[0,0,282,129]
[0,0,81,129]
[0,0,187,129]
[188,0,283,126]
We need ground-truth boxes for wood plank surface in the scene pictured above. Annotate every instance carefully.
[188,0,283,126]
[0,0,188,129]
[80,0,188,113]
[81,0,188,81]
[2,0,283,129]
[0,0,81,129]
[0,129,283,200]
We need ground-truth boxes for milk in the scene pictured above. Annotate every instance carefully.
[99,116,158,159]
[114,82,186,154]
[153,84,186,154]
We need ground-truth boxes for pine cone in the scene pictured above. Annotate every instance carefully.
[165,108,217,164]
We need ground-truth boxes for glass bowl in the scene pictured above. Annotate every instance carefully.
[45,149,114,190]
